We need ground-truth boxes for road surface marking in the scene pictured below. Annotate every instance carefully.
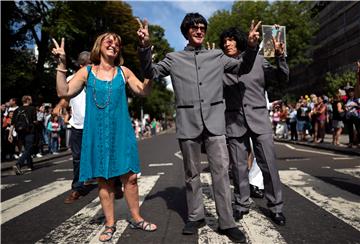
[1,180,72,224]
[174,151,183,160]
[1,184,17,190]
[321,166,331,169]
[53,169,73,172]
[334,168,360,179]
[281,143,342,156]
[157,172,165,175]
[279,170,360,231]
[289,167,298,170]
[333,157,356,160]
[199,173,286,244]
[148,163,173,167]
[53,159,71,165]
[36,175,159,244]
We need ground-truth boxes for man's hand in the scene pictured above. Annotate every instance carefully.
[248,20,261,48]
[136,18,150,47]
[51,38,66,64]
[272,25,285,57]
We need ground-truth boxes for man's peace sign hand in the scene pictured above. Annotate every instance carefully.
[136,18,150,47]
[272,25,285,57]
[51,38,66,64]
[248,20,261,48]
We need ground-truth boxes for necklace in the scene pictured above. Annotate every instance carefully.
[92,66,115,109]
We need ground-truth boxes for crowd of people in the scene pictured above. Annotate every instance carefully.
[270,80,360,148]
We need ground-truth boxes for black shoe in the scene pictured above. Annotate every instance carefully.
[13,164,23,175]
[182,219,206,235]
[233,210,249,221]
[218,227,246,243]
[270,212,286,226]
[250,185,264,198]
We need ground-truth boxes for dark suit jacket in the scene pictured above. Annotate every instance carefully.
[223,54,289,137]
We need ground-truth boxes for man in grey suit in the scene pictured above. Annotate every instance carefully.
[221,27,289,225]
[137,13,260,243]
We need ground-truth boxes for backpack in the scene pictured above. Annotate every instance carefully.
[14,108,30,132]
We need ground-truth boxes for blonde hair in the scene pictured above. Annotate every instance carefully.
[90,32,124,66]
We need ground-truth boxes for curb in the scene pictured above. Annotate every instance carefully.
[274,138,360,156]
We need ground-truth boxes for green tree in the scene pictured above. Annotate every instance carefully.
[325,70,357,96]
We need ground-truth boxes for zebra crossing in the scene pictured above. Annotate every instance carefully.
[1,165,359,243]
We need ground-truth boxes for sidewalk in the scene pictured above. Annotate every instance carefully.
[274,133,360,156]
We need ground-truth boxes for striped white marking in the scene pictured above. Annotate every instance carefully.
[284,144,295,150]
[157,172,165,175]
[56,177,66,181]
[334,168,360,179]
[289,167,298,170]
[36,175,160,244]
[282,143,341,156]
[53,159,71,165]
[1,180,72,224]
[24,180,32,183]
[199,173,285,244]
[148,163,173,167]
[279,170,360,231]
[1,184,17,190]
[201,161,208,165]
[53,169,73,172]
[174,151,183,160]
[321,166,331,169]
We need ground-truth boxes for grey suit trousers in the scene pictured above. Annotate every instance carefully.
[179,132,236,229]
[228,131,283,213]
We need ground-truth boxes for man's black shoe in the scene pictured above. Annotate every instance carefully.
[233,210,249,221]
[218,227,246,243]
[250,184,264,198]
[270,212,286,226]
[182,219,206,235]
[13,164,23,175]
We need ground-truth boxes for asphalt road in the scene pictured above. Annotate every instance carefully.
[1,131,360,244]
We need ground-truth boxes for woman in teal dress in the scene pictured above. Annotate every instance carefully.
[52,32,157,242]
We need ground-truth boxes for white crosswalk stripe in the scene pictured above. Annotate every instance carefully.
[279,170,360,231]
[36,175,160,244]
[199,173,286,244]
[1,184,17,190]
[1,180,72,224]
[334,168,360,179]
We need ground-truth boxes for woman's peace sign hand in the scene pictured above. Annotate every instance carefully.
[51,38,66,64]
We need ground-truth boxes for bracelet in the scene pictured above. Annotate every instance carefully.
[56,68,67,73]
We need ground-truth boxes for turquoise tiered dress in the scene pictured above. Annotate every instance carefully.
[79,66,140,181]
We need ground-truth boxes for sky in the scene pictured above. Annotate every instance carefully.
[126,0,234,51]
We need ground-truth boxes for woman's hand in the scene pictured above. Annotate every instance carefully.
[51,38,66,65]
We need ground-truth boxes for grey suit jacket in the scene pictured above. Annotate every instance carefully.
[138,45,258,139]
[223,54,289,137]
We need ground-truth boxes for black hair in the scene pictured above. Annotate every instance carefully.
[219,27,248,53]
[180,13,208,40]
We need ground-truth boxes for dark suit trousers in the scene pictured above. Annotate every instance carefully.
[179,132,236,229]
[228,131,283,213]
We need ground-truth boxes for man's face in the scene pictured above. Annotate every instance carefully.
[223,37,239,57]
[187,23,206,47]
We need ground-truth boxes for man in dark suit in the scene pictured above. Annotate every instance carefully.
[221,27,289,226]
[137,13,260,243]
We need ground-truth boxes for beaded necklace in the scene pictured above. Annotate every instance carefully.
[92,66,115,109]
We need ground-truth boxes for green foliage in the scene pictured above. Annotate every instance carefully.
[206,1,318,68]
[325,70,357,96]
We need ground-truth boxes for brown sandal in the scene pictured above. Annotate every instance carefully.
[99,225,116,242]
